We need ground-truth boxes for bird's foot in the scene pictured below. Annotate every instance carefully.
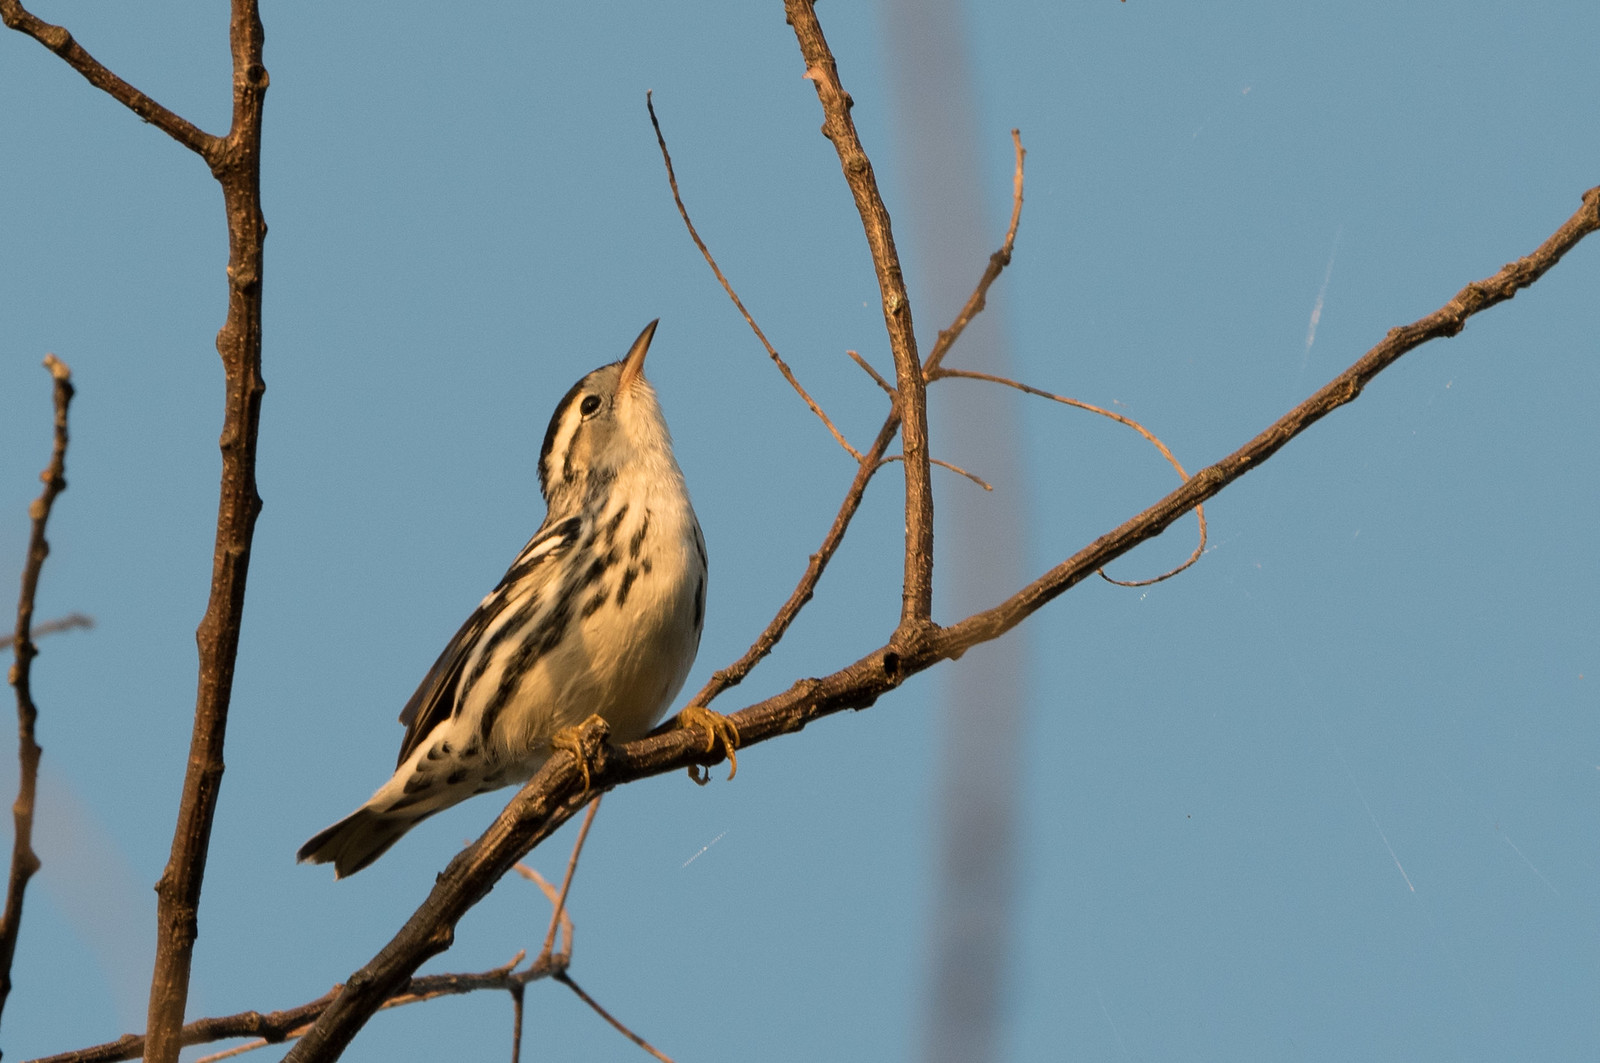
[674,705,741,784]
[548,714,609,793]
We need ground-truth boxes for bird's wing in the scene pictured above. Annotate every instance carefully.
[393,515,583,768]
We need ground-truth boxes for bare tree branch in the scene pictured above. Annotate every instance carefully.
[647,92,863,461]
[1,354,74,1033]
[786,0,936,629]
[267,183,1598,1063]
[0,3,219,158]
[0,613,92,651]
[143,4,270,1061]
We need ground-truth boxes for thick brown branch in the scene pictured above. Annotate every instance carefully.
[0,2,219,158]
[647,93,862,461]
[1,355,74,1032]
[785,0,935,629]
[143,4,270,1062]
[264,185,1597,1063]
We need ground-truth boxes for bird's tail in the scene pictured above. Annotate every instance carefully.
[297,806,432,878]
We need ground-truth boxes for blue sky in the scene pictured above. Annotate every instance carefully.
[2,2,1596,1060]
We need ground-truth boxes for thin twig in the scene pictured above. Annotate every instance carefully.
[787,0,936,629]
[929,367,1205,584]
[877,454,993,492]
[0,2,219,159]
[553,972,675,1063]
[538,795,600,963]
[846,350,897,396]
[923,129,1026,376]
[646,92,862,462]
[1,354,73,1031]
[508,984,525,1063]
[0,612,92,651]
[513,867,574,963]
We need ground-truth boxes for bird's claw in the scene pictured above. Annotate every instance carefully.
[549,715,607,792]
[675,705,740,784]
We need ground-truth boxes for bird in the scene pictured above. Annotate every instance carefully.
[299,320,726,877]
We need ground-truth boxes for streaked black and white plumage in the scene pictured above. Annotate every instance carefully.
[299,321,706,877]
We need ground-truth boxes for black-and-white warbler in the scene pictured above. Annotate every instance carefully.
[299,321,711,877]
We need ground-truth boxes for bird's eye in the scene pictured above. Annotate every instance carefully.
[579,395,602,416]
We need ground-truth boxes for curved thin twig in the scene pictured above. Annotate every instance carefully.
[923,129,1026,376]
[647,92,862,462]
[929,367,1206,584]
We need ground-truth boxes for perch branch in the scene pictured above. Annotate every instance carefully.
[1,354,73,1030]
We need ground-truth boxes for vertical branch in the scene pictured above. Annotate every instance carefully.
[142,3,270,1061]
[0,354,74,1032]
[784,0,936,633]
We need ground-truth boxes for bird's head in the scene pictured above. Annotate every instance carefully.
[538,319,673,507]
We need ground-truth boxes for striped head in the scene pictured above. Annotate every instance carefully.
[538,320,678,513]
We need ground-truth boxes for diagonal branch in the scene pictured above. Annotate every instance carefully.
[262,184,1597,1063]
[1,354,74,1032]
[785,0,935,631]
[647,92,862,461]
[0,2,219,159]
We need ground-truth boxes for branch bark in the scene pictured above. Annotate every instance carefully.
[1,355,74,1035]
[142,4,270,1062]
[785,0,935,631]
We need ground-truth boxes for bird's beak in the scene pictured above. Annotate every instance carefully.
[617,319,659,391]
